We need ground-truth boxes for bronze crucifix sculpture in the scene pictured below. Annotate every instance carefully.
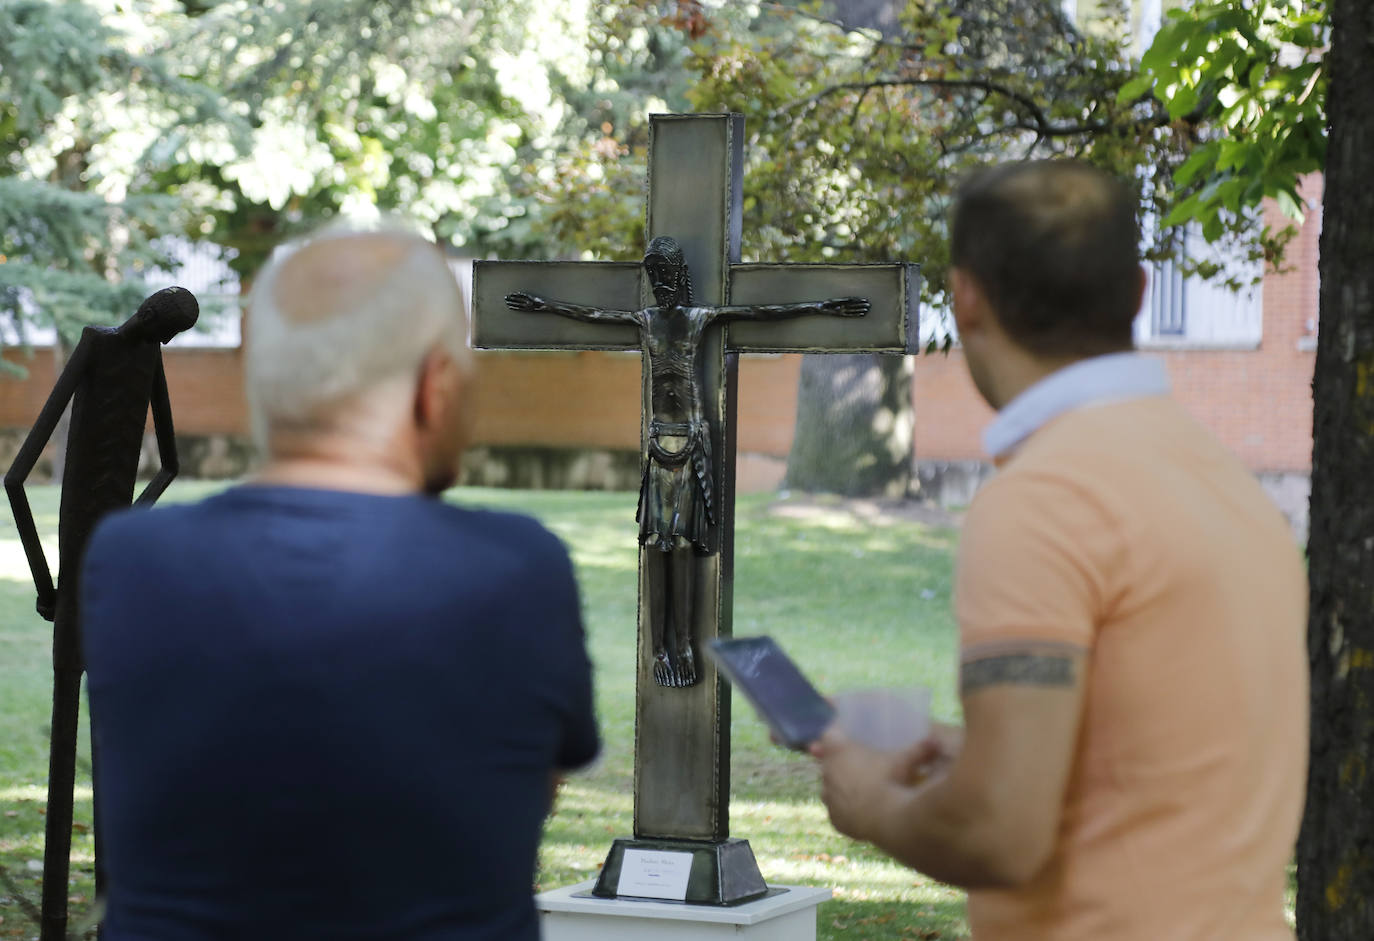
[507,235,869,688]
[472,112,918,903]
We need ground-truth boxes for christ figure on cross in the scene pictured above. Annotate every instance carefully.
[507,235,868,688]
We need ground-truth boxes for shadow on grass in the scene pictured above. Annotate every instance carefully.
[819,896,969,940]
[540,778,969,941]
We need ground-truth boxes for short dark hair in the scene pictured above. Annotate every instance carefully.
[950,160,1141,357]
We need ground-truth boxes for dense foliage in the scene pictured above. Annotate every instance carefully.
[0,0,216,347]
[1,0,1328,347]
[1128,0,1327,270]
[0,0,662,347]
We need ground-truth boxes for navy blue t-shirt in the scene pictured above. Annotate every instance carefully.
[82,486,599,941]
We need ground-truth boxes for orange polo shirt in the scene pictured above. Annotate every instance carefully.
[956,393,1307,941]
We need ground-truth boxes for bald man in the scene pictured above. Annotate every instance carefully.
[80,225,599,941]
[812,162,1306,940]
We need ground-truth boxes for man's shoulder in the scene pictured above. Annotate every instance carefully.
[83,493,228,583]
[968,457,1106,521]
[1019,396,1197,460]
[1006,396,1266,509]
[438,502,568,557]
[987,398,1199,498]
[89,492,214,544]
[964,423,1133,561]
[89,488,569,559]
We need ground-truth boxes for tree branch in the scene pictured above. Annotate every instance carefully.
[756,0,1089,60]
[783,76,1168,140]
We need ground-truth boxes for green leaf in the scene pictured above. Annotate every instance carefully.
[1274,188,1303,221]
[1175,147,1217,187]
[1141,20,1191,72]
[1168,84,1200,120]
[1117,74,1154,103]
[1163,198,1200,228]
[1202,212,1225,242]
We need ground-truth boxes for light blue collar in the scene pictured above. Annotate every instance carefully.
[982,353,1170,459]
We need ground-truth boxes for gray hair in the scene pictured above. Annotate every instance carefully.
[245,221,472,449]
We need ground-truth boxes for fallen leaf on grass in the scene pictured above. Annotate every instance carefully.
[792,852,848,864]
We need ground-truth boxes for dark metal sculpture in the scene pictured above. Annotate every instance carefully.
[4,287,198,941]
[474,113,919,902]
[508,237,868,688]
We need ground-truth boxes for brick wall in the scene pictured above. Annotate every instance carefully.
[0,344,809,489]
[0,184,1322,484]
[0,346,249,436]
[469,350,804,454]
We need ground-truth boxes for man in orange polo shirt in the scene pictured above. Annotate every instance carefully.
[812,160,1307,940]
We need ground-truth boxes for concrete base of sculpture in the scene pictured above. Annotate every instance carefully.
[538,881,831,941]
[592,836,767,905]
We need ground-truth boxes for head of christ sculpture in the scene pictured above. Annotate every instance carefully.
[645,235,692,309]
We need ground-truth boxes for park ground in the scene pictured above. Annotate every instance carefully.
[0,482,969,940]
[0,483,1302,939]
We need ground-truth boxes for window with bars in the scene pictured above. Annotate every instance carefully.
[1135,223,1263,347]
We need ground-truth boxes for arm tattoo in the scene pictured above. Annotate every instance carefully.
[960,653,1076,695]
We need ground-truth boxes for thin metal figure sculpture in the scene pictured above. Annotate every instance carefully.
[4,287,198,941]
[507,236,868,688]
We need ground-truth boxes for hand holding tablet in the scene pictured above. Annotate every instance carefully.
[706,636,836,750]
[708,636,934,754]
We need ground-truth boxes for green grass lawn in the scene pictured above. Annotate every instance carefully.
[0,482,968,940]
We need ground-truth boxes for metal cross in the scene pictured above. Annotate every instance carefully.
[472,112,918,903]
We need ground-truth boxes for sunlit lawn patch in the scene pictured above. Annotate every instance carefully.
[0,482,967,939]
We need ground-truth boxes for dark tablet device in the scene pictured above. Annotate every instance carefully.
[707,636,835,750]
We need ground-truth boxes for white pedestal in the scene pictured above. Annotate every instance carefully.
[537,881,831,941]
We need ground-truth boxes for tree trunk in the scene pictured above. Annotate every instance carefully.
[1296,1,1374,936]
[782,352,913,498]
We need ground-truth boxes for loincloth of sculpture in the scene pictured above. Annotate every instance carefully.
[637,419,714,554]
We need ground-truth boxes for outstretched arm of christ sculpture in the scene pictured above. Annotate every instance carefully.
[134,356,178,506]
[711,296,871,323]
[3,334,97,622]
[505,291,639,324]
